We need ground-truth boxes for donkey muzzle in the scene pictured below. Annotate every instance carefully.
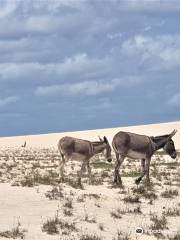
[107,158,112,162]
[171,152,177,159]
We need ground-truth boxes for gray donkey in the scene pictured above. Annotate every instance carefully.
[112,129,177,186]
[58,136,112,184]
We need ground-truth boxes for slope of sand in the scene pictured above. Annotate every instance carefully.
[0,121,179,240]
[0,121,179,149]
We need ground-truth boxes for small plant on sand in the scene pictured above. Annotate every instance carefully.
[63,209,73,216]
[101,171,109,178]
[98,223,104,231]
[42,215,59,234]
[77,195,85,202]
[111,209,122,219]
[150,214,168,230]
[91,161,113,170]
[63,197,73,209]
[63,198,73,216]
[84,193,100,200]
[0,221,26,239]
[80,234,102,240]
[132,186,157,200]
[163,207,180,216]
[161,189,179,198]
[45,186,64,200]
[20,174,34,187]
[42,214,76,235]
[112,231,130,240]
[84,214,96,223]
[123,195,140,203]
[131,206,142,214]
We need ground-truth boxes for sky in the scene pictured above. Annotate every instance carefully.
[0,0,180,136]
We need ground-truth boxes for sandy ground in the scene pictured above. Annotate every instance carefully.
[0,121,179,149]
[0,121,179,240]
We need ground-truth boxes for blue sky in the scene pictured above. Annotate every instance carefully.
[0,0,180,136]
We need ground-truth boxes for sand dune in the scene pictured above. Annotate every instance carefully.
[0,121,179,240]
[0,121,179,149]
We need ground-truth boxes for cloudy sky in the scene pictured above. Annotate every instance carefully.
[0,0,180,136]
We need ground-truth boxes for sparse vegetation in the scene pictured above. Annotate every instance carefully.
[63,197,73,209]
[84,214,96,223]
[42,215,77,235]
[0,222,26,239]
[112,231,130,240]
[123,195,140,203]
[163,207,180,216]
[161,189,179,198]
[150,214,168,230]
[132,185,158,199]
[45,186,64,200]
[80,234,102,240]
[91,162,113,169]
[111,210,122,219]
[98,223,104,231]
[0,148,179,240]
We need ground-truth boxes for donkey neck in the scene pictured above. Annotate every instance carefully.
[92,142,106,154]
[151,136,168,151]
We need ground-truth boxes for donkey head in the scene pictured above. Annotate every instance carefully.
[163,130,177,159]
[99,136,112,162]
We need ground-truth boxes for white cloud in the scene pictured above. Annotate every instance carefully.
[119,0,180,13]
[0,53,109,82]
[0,96,19,108]
[26,15,62,33]
[35,75,142,97]
[0,0,18,18]
[0,38,29,52]
[168,93,180,106]
[0,15,61,37]
[35,79,120,96]
[122,35,180,70]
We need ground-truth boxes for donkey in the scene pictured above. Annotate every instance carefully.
[58,136,112,184]
[112,129,177,186]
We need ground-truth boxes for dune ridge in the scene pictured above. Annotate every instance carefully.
[0,121,179,149]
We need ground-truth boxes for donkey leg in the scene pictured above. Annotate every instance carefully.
[59,153,65,181]
[114,154,124,186]
[86,160,92,183]
[145,158,151,184]
[114,153,120,183]
[77,160,87,184]
[135,159,146,185]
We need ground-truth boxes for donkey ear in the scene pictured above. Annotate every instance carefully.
[98,136,103,142]
[104,136,108,143]
[169,129,177,139]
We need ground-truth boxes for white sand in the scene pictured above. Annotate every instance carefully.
[0,121,179,240]
[0,121,179,149]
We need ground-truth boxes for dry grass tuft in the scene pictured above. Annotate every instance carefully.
[42,214,77,235]
[161,189,179,198]
[80,234,102,240]
[150,214,168,230]
[123,195,140,203]
[0,222,26,239]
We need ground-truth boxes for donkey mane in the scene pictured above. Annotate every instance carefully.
[92,141,105,145]
[150,134,170,142]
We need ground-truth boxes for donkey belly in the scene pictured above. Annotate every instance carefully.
[126,150,146,159]
[69,152,87,161]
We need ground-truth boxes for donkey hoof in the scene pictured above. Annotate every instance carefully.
[135,178,141,185]
[114,178,117,184]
